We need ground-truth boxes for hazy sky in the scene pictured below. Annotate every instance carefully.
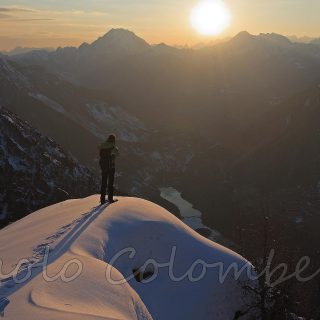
[0,0,319,50]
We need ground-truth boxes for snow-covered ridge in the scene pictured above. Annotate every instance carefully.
[28,92,66,114]
[85,103,147,142]
[0,196,254,319]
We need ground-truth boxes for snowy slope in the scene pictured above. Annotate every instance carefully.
[0,196,254,319]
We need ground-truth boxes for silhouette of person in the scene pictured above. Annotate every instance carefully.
[99,134,119,204]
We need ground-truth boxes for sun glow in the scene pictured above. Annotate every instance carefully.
[191,0,231,36]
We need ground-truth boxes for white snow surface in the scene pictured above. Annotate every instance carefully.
[28,92,66,114]
[0,196,253,320]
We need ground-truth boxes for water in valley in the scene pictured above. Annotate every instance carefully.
[160,187,224,242]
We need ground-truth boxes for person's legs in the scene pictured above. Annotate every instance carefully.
[107,168,115,202]
[100,170,109,204]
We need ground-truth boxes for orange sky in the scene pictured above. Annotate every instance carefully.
[0,0,320,50]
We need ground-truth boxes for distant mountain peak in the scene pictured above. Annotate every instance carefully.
[90,28,149,52]
[228,31,256,47]
[105,28,137,37]
[259,32,291,44]
[229,31,292,48]
[311,38,320,46]
[2,46,55,56]
[233,31,254,40]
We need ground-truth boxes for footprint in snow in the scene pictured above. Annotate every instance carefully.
[0,298,10,317]
[2,208,100,291]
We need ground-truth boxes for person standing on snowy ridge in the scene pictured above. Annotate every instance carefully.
[99,134,119,204]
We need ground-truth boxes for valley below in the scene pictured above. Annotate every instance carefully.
[1,28,320,318]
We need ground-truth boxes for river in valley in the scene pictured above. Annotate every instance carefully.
[160,187,226,244]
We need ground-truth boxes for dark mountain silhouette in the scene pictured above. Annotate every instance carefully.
[178,84,320,235]
[12,30,320,132]
[0,54,183,210]
[233,85,320,190]
[288,35,315,43]
[311,38,320,46]
[0,54,149,164]
[0,54,102,165]
[2,29,320,318]
[90,28,150,53]
[5,29,320,241]
[0,106,98,228]
[228,30,255,44]
[260,32,292,44]
[1,46,54,56]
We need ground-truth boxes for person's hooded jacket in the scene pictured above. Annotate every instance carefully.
[99,141,119,170]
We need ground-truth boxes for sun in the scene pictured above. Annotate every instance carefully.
[191,0,231,36]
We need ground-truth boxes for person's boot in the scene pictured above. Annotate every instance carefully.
[108,190,114,203]
[108,195,118,203]
[100,196,106,205]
